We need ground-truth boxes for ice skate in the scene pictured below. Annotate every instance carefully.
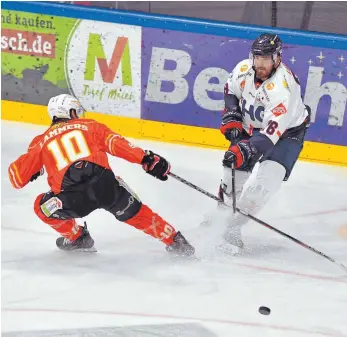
[166,231,195,257]
[218,224,244,255]
[56,223,96,252]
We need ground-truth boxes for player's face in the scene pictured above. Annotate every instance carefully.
[253,55,274,80]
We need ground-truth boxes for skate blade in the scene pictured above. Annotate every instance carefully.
[76,246,97,253]
[60,246,97,253]
[168,253,199,263]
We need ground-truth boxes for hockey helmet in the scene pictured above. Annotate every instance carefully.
[48,94,85,121]
[250,33,282,63]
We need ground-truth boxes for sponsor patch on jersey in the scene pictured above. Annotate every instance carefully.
[272,103,287,117]
[240,80,245,89]
[283,80,289,89]
[40,197,63,217]
[266,82,275,90]
[240,65,248,72]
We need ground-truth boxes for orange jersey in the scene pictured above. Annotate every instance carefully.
[8,118,145,194]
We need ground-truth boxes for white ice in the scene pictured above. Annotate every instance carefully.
[2,121,347,337]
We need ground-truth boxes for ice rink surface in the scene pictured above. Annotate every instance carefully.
[2,121,347,337]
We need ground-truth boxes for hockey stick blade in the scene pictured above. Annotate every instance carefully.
[236,208,347,273]
[169,172,347,273]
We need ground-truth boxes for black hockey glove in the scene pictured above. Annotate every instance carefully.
[223,141,257,169]
[30,168,45,182]
[220,106,243,142]
[142,150,171,181]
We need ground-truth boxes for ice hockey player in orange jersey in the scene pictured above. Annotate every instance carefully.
[8,94,195,256]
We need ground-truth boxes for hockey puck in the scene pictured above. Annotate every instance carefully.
[259,306,271,315]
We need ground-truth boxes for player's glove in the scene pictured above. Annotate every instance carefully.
[220,106,243,142]
[223,141,257,169]
[30,168,45,182]
[142,150,171,181]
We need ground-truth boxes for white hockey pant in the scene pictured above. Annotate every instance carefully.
[222,160,286,230]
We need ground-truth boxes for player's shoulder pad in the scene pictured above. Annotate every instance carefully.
[74,118,100,130]
[78,118,112,135]
[277,63,301,90]
[76,118,97,124]
[28,134,44,150]
[229,59,252,81]
[261,69,290,104]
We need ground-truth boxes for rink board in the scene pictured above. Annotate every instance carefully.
[3,100,346,166]
[1,1,346,166]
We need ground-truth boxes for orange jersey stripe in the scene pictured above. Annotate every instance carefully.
[8,165,21,189]
[12,163,23,185]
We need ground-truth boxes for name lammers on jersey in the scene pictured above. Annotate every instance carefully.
[226,59,308,144]
[39,124,88,148]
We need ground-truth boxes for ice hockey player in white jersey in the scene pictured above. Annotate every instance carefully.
[219,33,310,250]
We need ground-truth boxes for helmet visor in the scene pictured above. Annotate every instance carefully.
[250,51,280,65]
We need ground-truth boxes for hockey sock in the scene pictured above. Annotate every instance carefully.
[125,204,176,245]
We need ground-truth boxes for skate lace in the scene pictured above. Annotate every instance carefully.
[63,238,72,245]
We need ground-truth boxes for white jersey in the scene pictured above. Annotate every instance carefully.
[225,59,308,144]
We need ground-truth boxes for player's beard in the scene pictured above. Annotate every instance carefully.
[255,67,271,80]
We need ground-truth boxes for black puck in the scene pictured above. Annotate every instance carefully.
[259,306,271,315]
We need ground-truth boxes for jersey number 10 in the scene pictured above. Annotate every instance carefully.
[47,130,91,170]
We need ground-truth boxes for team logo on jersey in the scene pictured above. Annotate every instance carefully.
[272,103,287,117]
[241,99,264,123]
[282,80,289,89]
[240,65,248,72]
[240,80,245,89]
[266,83,275,90]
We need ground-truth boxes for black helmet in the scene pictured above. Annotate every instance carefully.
[251,33,282,61]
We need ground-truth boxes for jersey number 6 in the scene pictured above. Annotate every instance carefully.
[47,130,91,170]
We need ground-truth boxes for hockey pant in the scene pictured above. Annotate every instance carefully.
[222,122,307,231]
[34,162,176,245]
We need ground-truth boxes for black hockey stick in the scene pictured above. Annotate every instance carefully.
[169,171,347,273]
[231,162,236,213]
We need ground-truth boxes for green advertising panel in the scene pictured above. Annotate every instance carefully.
[1,10,142,117]
[1,10,77,104]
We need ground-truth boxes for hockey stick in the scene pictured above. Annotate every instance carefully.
[231,163,236,213]
[169,171,347,273]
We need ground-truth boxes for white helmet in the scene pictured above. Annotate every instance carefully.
[48,94,85,121]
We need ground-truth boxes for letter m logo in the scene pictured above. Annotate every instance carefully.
[84,34,132,85]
